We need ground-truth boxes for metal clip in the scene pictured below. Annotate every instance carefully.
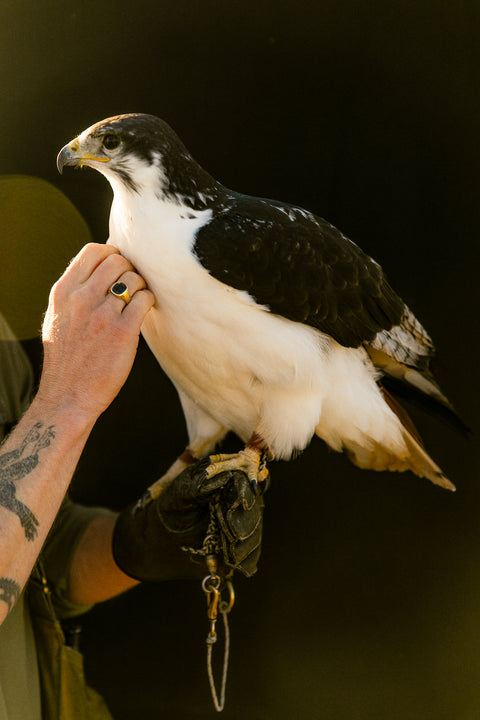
[202,573,222,643]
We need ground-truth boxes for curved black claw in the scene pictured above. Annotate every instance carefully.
[134,489,153,515]
[195,457,211,484]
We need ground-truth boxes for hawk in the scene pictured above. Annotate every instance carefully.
[57,113,460,497]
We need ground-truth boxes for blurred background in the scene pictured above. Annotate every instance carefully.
[1,1,479,718]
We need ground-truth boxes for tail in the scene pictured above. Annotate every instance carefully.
[380,385,455,490]
[401,430,455,491]
[366,346,470,437]
[319,386,456,491]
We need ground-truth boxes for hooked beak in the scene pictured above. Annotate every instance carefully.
[56,140,110,174]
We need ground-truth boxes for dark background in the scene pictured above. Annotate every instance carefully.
[2,1,480,718]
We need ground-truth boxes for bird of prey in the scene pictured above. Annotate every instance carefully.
[57,113,460,497]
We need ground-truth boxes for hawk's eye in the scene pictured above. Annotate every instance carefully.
[102,133,120,150]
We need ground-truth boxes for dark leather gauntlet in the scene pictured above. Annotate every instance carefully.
[209,471,266,577]
[112,462,267,582]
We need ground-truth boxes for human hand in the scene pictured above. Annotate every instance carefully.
[112,463,267,582]
[38,243,154,424]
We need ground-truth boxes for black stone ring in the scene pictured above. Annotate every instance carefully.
[109,281,131,304]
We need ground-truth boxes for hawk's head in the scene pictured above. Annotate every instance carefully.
[57,113,219,207]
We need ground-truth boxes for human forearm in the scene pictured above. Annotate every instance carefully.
[68,514,139,605]
[0,396,95,622]
[68,507,199,605]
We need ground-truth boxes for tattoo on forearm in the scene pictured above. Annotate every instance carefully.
[0,422,55,541]
[0,578,21,615]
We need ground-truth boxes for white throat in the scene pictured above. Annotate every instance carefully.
[104,156,212,289]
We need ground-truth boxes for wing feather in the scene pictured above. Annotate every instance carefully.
[194,194,405,348]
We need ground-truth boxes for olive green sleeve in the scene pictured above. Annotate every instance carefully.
[0,314,34,438]
[40,497,115,619]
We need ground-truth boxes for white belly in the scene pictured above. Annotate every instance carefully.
[139,271,332,458]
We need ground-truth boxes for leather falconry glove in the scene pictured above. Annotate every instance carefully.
[112,462,267,582]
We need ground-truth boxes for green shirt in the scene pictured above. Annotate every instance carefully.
[0,314,107,719]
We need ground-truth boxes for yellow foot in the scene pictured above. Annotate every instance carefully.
[202,446,270,488]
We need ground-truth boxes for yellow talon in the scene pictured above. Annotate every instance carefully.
[204,446,268,487]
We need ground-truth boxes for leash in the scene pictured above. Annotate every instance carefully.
[200,502,235,712]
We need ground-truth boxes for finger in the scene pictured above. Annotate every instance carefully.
[88,252,135,295]
[106,270,147,311]
[121,288,155,327]
[63,243,121,285]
